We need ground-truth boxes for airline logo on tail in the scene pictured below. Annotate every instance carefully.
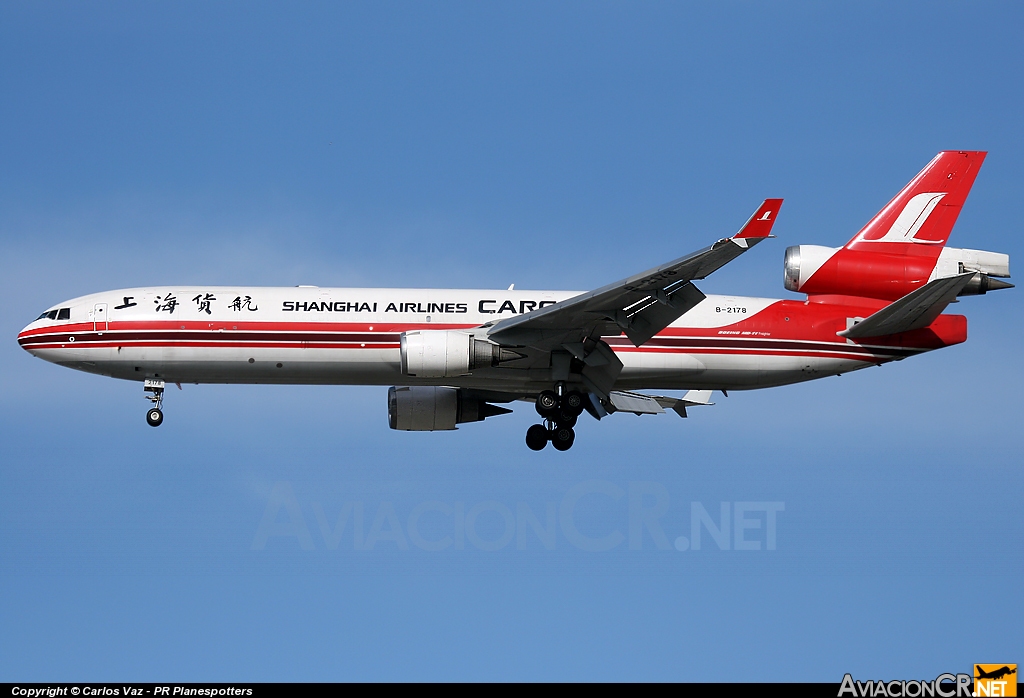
[845,150,986,253]
[855,191,947,244]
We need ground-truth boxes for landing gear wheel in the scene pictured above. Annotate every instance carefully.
[563,391,585,415]
[143,380,166,428]
[556,412,578,428]
[526,424,549,451]
[146,408,164,427]
[536,390,559,417]
[551,426,575,451]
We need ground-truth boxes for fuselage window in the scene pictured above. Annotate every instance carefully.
[57,308,70,320]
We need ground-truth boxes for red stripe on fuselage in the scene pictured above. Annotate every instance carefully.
[15,320,474,338]
[17,297,965,355]
[20,333,915,365]
[20,340,891,363]
[18,328,916,358]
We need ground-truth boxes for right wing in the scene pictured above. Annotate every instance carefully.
[486,199,783,351]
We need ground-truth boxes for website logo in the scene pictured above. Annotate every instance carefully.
[974,665,1017,697]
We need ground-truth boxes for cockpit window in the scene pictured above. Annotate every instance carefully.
[35,309,68,321]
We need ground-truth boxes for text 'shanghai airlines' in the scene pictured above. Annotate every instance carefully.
[18,151,1012,451]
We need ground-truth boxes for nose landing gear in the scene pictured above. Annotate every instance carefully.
[144,379,165,427]
[526,386,585,451]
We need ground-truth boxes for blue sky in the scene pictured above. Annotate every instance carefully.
[1,1,1021,681]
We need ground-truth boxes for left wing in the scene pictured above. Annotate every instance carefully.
[486,199,782,351]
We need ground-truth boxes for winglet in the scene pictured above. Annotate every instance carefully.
[734,198,784,239]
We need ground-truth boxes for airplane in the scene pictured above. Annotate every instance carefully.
[975,666,1016,681]
[17,150,1012,451]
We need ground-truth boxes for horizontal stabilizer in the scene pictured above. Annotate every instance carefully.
[839,272,975,339]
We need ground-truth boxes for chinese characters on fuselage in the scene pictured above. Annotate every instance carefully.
[137,294,557,315]
[149,293,259,314]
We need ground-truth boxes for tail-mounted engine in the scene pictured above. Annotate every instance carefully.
[784,244,1011,300]
[930,246,1013,295]
[400,330,523,378]
[388,386,512,431]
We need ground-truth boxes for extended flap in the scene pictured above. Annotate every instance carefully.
[608,391,665,415]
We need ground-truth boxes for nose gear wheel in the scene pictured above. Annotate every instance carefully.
[144,380,166,427]
[146,408,164,427]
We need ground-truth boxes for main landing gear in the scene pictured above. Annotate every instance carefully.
[144,379,165,427]
[526,386,585,452]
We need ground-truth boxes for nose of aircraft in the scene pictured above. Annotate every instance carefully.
[18,310,61,357]
[18,320,40,355]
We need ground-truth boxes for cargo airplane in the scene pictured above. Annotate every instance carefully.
[18,151,1011,451]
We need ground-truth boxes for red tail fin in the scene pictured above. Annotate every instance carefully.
[797,151,987,301]
[845,150,986,253]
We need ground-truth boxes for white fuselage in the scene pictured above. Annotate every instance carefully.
[19,285,921,394]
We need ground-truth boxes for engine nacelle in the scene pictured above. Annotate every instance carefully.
[784,244,1012,301]
[783,245,839,292]
[388,386,511,431]
[930,247,1011,296]
[785,245,934,300]
[400,330,521,378]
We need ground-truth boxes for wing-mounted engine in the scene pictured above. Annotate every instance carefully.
[400,330,523,378]
[387,386,512,431]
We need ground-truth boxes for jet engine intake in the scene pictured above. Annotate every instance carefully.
[783,245,839,292]
[388,386,512,431]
